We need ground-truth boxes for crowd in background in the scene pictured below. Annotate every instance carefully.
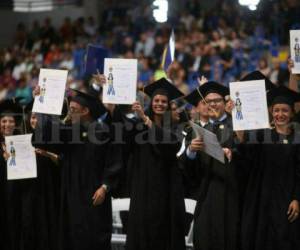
[0,0,300,105]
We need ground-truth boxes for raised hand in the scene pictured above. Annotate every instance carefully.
[197,76,208,86]
[225,98,235,114]
[132,101,145,119]
[32,85,41,98]
[287,58,294,74]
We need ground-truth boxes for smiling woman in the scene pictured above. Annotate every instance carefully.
[152,94,168,114]
[125,78,186,250]
[0,100,22,136]
[0,99,22,250]
[0,116,16,136]
[240,86,300,250]
[272,104,294,128]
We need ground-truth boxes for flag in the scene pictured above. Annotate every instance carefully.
[161,30,175,72]
[85,44,110,76]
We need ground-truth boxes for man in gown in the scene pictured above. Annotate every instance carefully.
[34,88,122,250]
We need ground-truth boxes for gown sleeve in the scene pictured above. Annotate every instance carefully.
[33,114,70,151]
[101,142,123,193]
[292,144,300,201]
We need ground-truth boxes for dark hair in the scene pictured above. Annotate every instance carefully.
[146,91,172,127]
[271,102,295,114]
[0,113,21,126]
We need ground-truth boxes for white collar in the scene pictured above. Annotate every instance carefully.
[200,120,209,127]
[209,113,227,124]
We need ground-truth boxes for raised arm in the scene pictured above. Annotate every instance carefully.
[288,59,300,92]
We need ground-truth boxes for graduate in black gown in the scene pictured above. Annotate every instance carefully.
[0,99,61,250]
[236,70,278,207]
[0,99,23,250]
[0,138,7,250]
[0,132,6,249]
[181,81,240,250]
[182,87,210,200]
[33,86,122,250]
[18,102,61,250]
[125,78,186,250]
[241,86,300,250]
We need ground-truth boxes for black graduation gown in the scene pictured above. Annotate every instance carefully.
[241,129,300,250]
[1,134,24,250]
[181,122,210,201]
[106,107,133,199]
[125,120,186,250]
[1,132,61,250]
[1,150,21,250]
[0,145,8,250]
[179,122,212,237]
[36,154,60,250]
[18,152,60,250]
[36,115,122,250]
[181,116,240,250]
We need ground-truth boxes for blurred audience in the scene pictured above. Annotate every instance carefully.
[0,0,299,104]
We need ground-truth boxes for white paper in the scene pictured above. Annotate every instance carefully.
[190,122,225,164]
[103,58,137,104]
[32,68,68,115]
[230,80,270,131]
[290,30,300,74]
[5,134,37,180]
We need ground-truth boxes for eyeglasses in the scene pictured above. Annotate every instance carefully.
[205,98,224,105]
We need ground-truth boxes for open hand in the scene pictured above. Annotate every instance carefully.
[197,76,208,86]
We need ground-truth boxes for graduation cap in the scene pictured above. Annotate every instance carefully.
[240,71,276,91]
[184,87,204,107]
[0,99,23,125]
[267,86,300,107]
[85,44,110,76]
[197,81,229,98]
[144,77,184,101]
[70,89,107,120]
